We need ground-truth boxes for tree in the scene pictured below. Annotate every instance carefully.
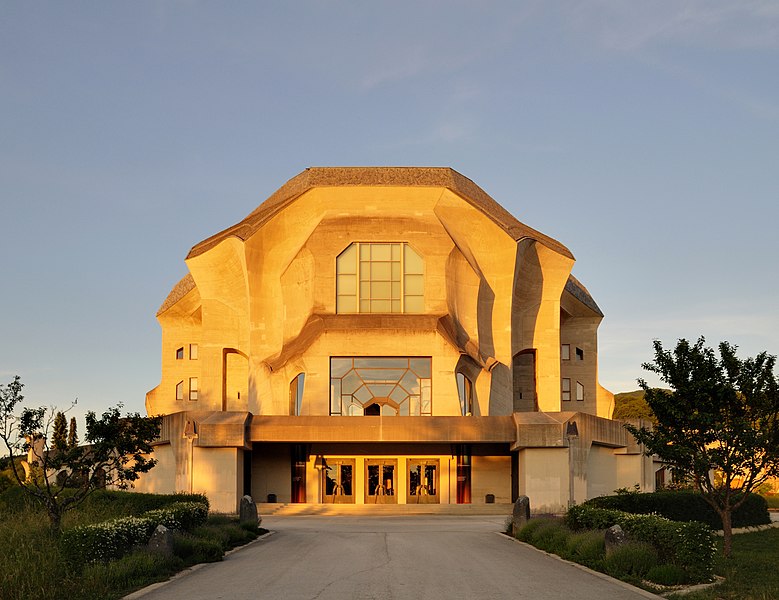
[626,338,779,557]
[68,416,78,449]
[0,376,162,534]
[52,411,67,451]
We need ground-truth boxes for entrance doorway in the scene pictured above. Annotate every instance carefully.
[365,459,397,504]
[407,459,439,504]
[324,459,355,503]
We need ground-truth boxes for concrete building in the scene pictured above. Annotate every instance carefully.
[138,167,653,513]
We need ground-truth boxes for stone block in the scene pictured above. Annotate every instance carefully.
[604,524,627,555]
[511,495,531,536]
[148,524,173,557]
[240,494,261,527]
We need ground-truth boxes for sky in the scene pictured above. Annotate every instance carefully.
[1,1,778,427]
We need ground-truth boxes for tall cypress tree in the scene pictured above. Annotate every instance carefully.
[52,412,67,451]
[67,417,78,448]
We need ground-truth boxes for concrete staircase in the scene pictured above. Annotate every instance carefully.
[257,502,513,516]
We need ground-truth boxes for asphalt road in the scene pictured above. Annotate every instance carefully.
[131,515,660,600]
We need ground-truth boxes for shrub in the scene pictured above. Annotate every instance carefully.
[563,530,605,567]
[172,533,224,563]
[646,563,690,586]
[587,490,770,529]
[603,542,657,579]
[60,501,209,566]
[566,504,715,583]
[516,518,569,553]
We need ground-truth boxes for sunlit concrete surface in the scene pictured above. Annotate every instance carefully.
[132,515,659,600]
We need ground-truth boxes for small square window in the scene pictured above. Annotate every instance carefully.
[576,347,584,361]
[189,377,198,401]
[576,381,584,401]
[562,378,571,402]
[190,344,198,360]
[561,344,570,360]
[176,347,184,360]
[176,381,184,401]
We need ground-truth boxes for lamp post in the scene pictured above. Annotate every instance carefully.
[566,420,578,509]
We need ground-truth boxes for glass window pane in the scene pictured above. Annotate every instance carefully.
[342,370,362,394]
[421,381,431,414]
[371,300,392,312]
[400,370,420,393]
[372,244,391,261]
[404,245,423,274]
[360,244,371,260]
[354,386,373,402]
[330,381,342,414]
[372,262,392,280]
[337,295,357,313]
[404,274,424,295]
[330,358,353,377]
[372,281,392,299]
[355,358,409,369]
[410,358,431,378]
[367,384,395,397]
[337,244,357,274]
[391,282,400,299]
[360,299,370,312]
[381,404,396,416]
[337,274,356,295]
[391,244,400,260]
[189,344,198,360]
[391,262,401,280]
[390,386,408,402]
[404,295,424,313]
[357,368,406,381]
[391,300,401,313]
[408,396,421,416]
[562,378,571,392]
[359,262,370,281]
[360,282,370,298]
[561,344,570,360]
[576,382,584,401]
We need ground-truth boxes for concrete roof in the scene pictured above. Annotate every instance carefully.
[185,167,574,260]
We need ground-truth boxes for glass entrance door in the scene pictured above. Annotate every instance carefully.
[324,459,355,504]
[365,459,397,504]
[407,460,439,504]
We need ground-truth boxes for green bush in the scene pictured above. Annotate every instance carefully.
[566,504,715,583]
[563,530,605,566]
[645,563,690,586]
[517,518,570,553]
[587,490,770,529]
[60,501,209,566]
[603,542,657,579]
[172,533,224,563]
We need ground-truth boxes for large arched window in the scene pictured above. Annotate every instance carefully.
[336,243,424,313]
[289,373,305,416]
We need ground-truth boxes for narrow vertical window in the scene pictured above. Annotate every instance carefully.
[576,381,584,401]
[561,344,570,360]
[190,344,198,360]
[575,347,584,361]
[176,347,184,360]
[176,380,184,401]
[456,372,474,416]
[562,378,571,401]
[289,373,305,416]
[189,377,198,401]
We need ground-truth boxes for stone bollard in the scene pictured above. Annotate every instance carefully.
[604,524,627,555]
[511,495,531,537]
[148,524,174,557]
[240,494,262,527]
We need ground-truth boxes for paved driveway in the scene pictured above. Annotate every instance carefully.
[132,515,659,600]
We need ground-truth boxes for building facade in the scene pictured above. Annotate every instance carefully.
[138,167,653,513]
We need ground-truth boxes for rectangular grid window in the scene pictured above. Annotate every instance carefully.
[189,377,198,401]
[561,344,570,360]
[336,242,424,314]
[562,378,571,401]
[576,381,584,401]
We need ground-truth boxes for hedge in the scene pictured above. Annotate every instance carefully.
[587,490,770,529]
[566,504,716,583]
[61,501,209,566]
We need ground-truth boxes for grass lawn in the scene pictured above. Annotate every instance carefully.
[668,528,779,600]
[0,488,264,600]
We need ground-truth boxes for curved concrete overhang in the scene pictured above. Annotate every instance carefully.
[185,167,574,261]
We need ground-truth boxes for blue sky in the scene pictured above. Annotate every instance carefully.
[1,1,778,425]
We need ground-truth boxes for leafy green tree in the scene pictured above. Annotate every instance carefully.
[0,376,162,534]
[612,390,656,423]
[52,411,67,451]
[626,338,779,557]
[67,416,78,448]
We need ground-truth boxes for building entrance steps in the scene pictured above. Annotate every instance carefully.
[257,502,513,516]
